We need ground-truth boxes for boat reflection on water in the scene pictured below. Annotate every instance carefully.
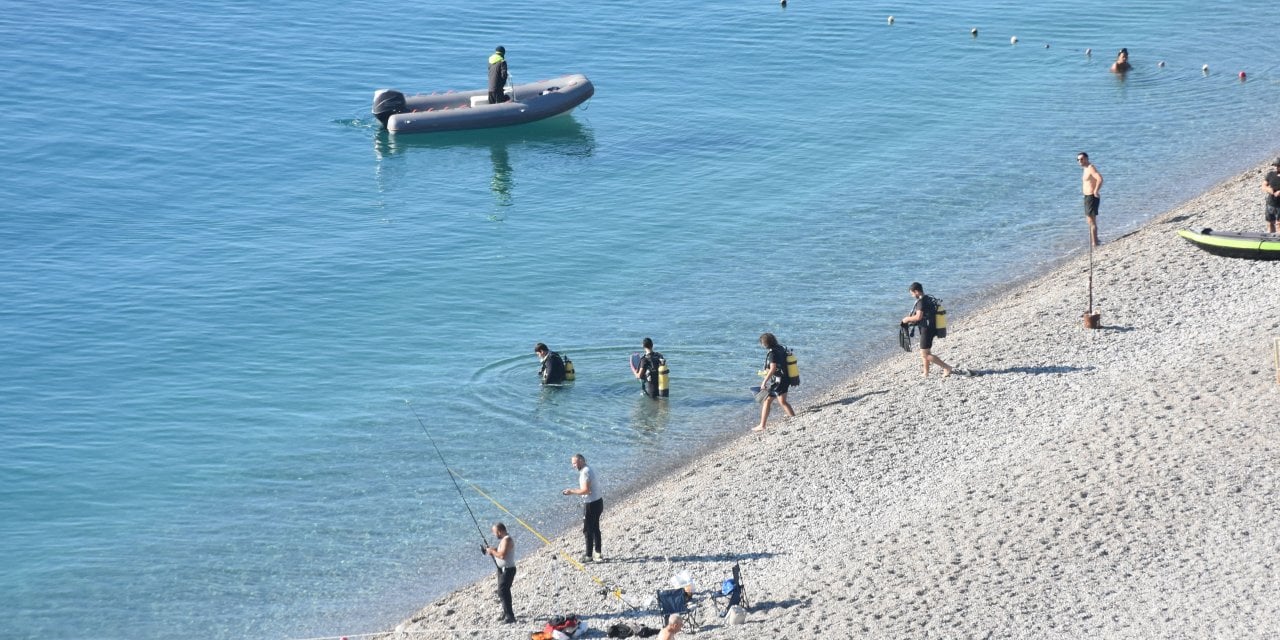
[373,116,596,208]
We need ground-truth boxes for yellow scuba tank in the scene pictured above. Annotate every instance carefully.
[785,349,800,386]
[657,361,669,397]
[933,298,948,338]
[563,355,576,381]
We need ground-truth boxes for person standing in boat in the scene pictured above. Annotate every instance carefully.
[488,46,509,104]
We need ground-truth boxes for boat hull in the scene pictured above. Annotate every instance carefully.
[1177,228,1280,260]
[378,74,593,134]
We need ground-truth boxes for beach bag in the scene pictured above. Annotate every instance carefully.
[544,614,583,639]
[607,622,635,638]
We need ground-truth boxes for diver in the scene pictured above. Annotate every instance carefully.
[534,343,566,385]
[631,337,669,398]
[488,45,509,104]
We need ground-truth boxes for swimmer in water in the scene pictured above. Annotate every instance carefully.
[1110,48,1131,73]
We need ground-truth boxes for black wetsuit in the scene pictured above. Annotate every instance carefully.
[540,352,565,384]
[913,296,938,350]
[764,345,791,396]
[636,351,666,398]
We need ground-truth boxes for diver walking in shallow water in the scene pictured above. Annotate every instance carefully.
[534,343,566,385]
[632,337,669,398]
[753,332,795,431]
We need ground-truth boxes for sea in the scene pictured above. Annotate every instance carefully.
[2,1,1279,638]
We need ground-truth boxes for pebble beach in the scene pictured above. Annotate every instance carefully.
[383,163,1279,639]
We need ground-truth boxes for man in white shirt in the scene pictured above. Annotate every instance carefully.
[561,454,603,563]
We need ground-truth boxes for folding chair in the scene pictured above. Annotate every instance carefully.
[711,562,749,616]
[656,587,701,632]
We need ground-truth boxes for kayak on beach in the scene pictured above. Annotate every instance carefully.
[1177,228,1280,260]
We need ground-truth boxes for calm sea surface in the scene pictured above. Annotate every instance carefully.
[2,1,1278,637]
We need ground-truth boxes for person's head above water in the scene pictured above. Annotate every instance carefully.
[642,337,653,349]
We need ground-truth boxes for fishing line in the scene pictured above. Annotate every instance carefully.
[447,468,640,611]
[404,400,496,568]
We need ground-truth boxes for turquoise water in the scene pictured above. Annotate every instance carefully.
[3,1,1279,637]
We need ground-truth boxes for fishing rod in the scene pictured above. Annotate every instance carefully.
[404,400,497,569]
[447,468,641,612]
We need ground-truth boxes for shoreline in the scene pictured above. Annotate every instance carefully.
[378,160,1279,638]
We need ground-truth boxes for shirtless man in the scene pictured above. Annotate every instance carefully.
[1109,48,1131,74]
[1078,152,1103,246]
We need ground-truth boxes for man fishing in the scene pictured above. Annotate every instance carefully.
[482,522,517,624]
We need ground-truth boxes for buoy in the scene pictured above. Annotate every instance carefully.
[780,0,786,6]
[887,15,894,25]
[970,28,978,37]
[1085,48,1092,56]
[1044,43,1050,49]
[1158,60,1165,67]
[1202,64,1209,73]
[1010,36,1018,44]
[1239,70,1246,80]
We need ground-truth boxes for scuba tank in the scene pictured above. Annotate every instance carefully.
[785,348,800,386]
[657,361,670,397]
[933,297,948,338]
[563,354,576,381]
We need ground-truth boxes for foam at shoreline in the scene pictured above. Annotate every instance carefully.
[378,161,1280,639]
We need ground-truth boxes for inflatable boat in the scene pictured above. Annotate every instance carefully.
[1177,228,1280,260]
[371,74,594,134]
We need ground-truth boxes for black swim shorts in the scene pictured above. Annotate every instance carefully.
[1267,204,1280,223]
[769,380,791,397]
[1083,194,1100,217]
[919,328,936,350]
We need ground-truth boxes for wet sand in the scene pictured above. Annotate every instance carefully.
[381,162,1280,639]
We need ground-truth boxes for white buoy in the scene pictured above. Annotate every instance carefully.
[1010,36,1018,44]
[970,28,978,37]
[887,15,894,25]
[1085,48,1092,56]
[1158,60,1165,68]
[1044,43,1050,49]
[1202,64,1210,73]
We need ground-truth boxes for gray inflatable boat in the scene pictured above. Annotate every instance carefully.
[372,74,594,134]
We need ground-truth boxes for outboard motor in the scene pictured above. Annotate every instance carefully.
[371,89,407,128]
